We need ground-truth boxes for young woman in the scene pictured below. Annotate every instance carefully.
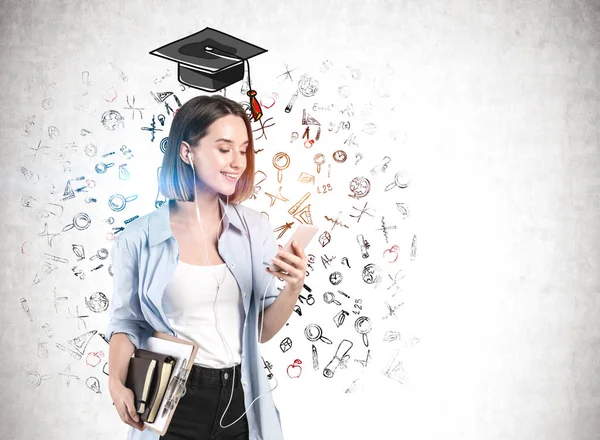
[107,95,307,440]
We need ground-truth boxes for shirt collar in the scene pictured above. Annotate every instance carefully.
[148,197,244,247]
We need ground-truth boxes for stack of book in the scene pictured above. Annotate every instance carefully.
[126,349,176,423]
[121,332,199,436]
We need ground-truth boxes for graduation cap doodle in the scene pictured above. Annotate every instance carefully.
[150,27,267,120]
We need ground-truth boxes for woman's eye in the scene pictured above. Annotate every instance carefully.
[219,149,229,153]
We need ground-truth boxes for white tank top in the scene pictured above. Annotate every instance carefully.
[162,262,244,368]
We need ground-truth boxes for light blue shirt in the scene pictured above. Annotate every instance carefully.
[106,197,284,440]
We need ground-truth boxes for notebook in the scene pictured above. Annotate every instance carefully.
[141,331,199,436]
[125,357,157,413]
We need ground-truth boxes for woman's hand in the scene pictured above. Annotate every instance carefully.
[266,240,308,295]
[109,380,146,431]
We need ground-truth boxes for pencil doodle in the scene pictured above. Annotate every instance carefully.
[410,234,417,259]
[20,297,33,322]
[352,298,363,316]
[312,344,319,370]
[293,305,302,316]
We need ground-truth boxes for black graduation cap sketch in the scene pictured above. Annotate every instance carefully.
[149,27,267,120]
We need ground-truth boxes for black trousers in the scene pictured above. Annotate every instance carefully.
[160,364,249,440]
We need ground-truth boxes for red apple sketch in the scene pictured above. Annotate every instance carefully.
[383,245,400,263]
[287,359,302,379]
[86,351,102,367]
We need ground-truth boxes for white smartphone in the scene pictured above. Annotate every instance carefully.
[270,225,319,272]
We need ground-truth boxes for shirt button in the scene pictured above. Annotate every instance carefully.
[243,291,246,297]
[224,372,229,380]
[242,381,247,387]
[230,263,235,269]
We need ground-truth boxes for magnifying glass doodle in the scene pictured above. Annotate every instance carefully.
[354,316,372,347]
[323,292,341,306]
[108,193,138,212]
[272,153,290,184]
[304,324,332,345]
[384,170,411,191]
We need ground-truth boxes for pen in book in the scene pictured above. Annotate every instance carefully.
[161,358,187,418]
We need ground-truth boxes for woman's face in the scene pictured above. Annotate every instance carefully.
[185,114,249,197]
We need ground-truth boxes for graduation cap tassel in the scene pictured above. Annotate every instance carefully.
[245,59,263,121]
[204,45,263,121]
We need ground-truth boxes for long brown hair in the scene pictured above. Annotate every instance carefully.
[158,95,255,204]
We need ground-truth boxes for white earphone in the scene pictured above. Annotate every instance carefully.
[187,149,277,428]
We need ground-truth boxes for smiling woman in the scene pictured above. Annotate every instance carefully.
[108,94,303,440]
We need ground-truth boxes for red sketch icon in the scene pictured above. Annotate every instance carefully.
[287,359,303,379]
[383,245,400,263]
[86,351,104,367]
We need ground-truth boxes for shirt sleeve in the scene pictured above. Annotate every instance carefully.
[105,234,153,349]
[258,214,280,311]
